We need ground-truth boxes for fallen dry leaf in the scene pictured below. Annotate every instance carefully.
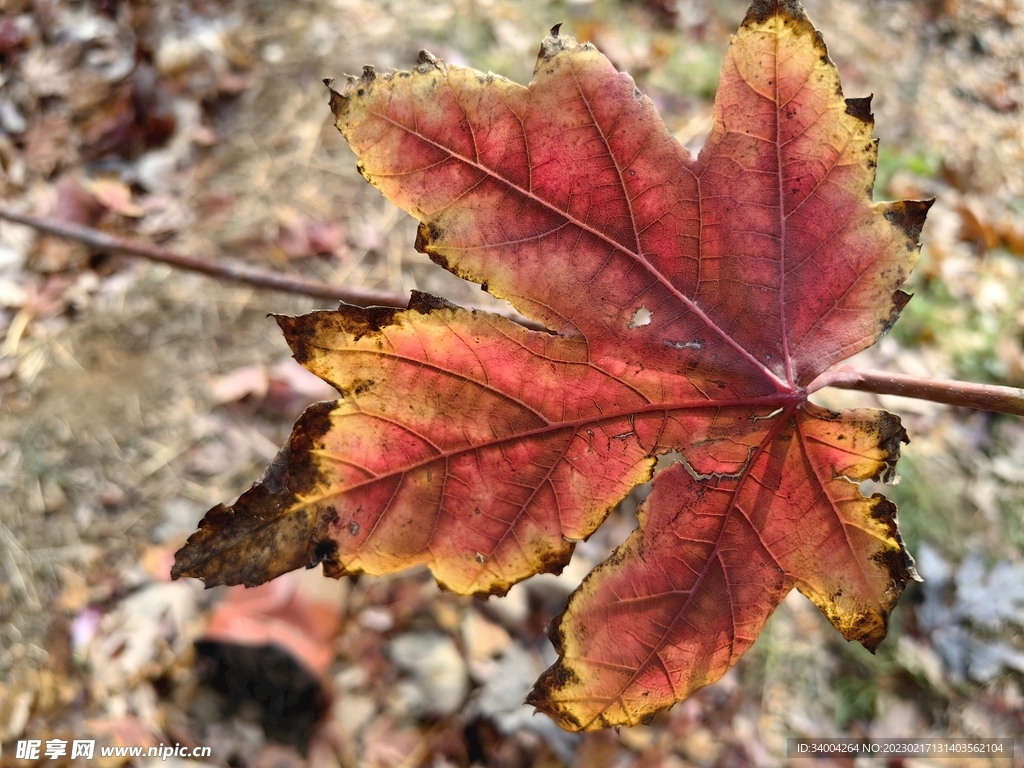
[175,0,928,730]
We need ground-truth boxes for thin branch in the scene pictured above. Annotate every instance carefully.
[808,366,1024,417]
[7,207,1020,418]
[0,207,542,329]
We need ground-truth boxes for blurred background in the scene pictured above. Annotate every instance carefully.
[0,0,1022,765]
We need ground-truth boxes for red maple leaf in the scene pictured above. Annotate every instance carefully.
[173,0,929,729]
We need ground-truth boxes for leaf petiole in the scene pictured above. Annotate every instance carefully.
[808,366,1024,417]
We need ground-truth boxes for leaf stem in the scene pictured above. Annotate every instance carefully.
[0,207,541,328]
[808,366,1024,417]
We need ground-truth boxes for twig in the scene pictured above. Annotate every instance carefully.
[6,208,1021,418]
[808,366,1024,417]
[0,207,541,328]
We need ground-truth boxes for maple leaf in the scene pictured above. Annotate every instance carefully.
[172,0,930,730]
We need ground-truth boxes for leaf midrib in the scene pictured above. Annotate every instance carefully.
[302,393,793,505]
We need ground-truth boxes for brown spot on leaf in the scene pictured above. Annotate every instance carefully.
[171,401,343,587]
[408,290,457,314]
[527,661,585,730]
[414,220,445,253]
[844,95,873,123]
[278,305,402,351]
[884,198,935,241]
[745,0,808,26]
[416,50,440,71]
[313,539,339,566]
[880,289,912,338]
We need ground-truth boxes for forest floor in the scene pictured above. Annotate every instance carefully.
[1,0,1023,766]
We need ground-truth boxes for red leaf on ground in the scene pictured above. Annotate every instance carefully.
[202,572,343,675]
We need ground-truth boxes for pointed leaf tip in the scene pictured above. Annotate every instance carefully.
[845,95,874,123]
[884,198,935,241]
[416,49,440,70]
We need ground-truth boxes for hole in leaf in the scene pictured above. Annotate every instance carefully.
[616,451,683,525]
[655,450,684,469]
[628,306,652,328]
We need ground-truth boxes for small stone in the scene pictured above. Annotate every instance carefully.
[388,632,467,717]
